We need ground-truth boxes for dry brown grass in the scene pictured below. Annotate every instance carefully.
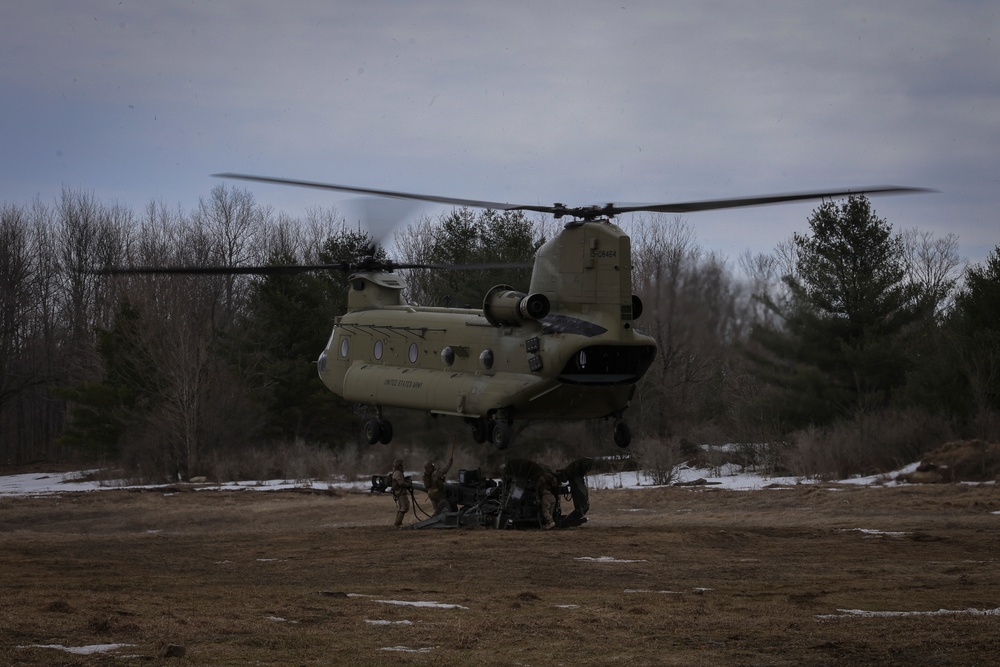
[2,482,999,665]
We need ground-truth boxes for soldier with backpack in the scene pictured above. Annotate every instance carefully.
[390,459,411,528]
[423,442,456,515]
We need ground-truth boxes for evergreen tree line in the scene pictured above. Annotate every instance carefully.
[1,185,997,480]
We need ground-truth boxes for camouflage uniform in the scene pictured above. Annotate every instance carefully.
[537,470,558,529]
[423,453,453,515]
[390,459,411,527]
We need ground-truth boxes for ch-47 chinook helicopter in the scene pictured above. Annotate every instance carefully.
[111,174,928,450]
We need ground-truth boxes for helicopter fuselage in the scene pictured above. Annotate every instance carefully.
[316,219,657,448]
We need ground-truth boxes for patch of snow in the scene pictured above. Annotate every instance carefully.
[700,443,742,453]
[0,471,108,496]
[20,643,133,655]
[843,528,912,538]
[838,462,920,486]
[366,619,413,625]
[195,478,372,493]
[588,465,812,491]
[0,470,375,496]
[575,556,647,563]
[817,607,1000,619]
[380,645,434,653]
[374,599,468,610]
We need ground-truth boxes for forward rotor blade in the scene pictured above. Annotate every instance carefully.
[93,264,350,276]
[214,173,536,213]
[93,260,534,277]
[392,261,534,271]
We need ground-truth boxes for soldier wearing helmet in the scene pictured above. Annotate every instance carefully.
[537,469,559,529]
[390,458,411,528]
[423,442,455,515]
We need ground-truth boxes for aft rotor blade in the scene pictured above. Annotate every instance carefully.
[611,186,935,215]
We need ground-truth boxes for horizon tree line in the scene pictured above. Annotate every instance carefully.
[0,185,995,480]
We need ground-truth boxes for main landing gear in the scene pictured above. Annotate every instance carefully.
[467,416,512,450]
[611,409,632,448]
[613,419,632,448]
[363,408,393,445]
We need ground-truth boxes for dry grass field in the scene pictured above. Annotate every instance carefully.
[1,480,999,666]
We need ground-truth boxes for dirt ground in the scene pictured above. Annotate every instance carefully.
[1,480,999,666]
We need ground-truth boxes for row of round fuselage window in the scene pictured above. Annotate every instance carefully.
[338,338,494,370]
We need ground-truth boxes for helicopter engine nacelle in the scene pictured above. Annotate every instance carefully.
[482,284,551,327]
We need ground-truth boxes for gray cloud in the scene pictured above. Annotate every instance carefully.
[1,1,997,262]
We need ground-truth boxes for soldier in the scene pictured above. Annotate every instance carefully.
[423,442,455,515]
[390,458,411,528]
[537,469,559,529]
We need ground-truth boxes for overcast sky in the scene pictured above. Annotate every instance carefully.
[2,1,997,265]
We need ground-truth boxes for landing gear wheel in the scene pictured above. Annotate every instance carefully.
[364,419,382,445]
[491,421,512,450]
[377,419,393,444]
[471,417,488,444]
[613,421,632,448]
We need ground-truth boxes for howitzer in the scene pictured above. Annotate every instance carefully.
[372,458,593,529]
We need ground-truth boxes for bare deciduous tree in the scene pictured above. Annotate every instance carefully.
[901,228,963,317]
[0,203,38,461]
[627,214,741,440]
[194,184,269,320]
[394,213,437,304]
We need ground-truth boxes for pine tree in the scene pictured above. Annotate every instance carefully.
[749,195,918,426]
[58,301,160,458]
[950,246,1000,417]
[422,208,539,307]
[954,246,1000,335]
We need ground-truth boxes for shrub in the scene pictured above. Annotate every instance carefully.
[785,409,957,479]
[630,437,682,486]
